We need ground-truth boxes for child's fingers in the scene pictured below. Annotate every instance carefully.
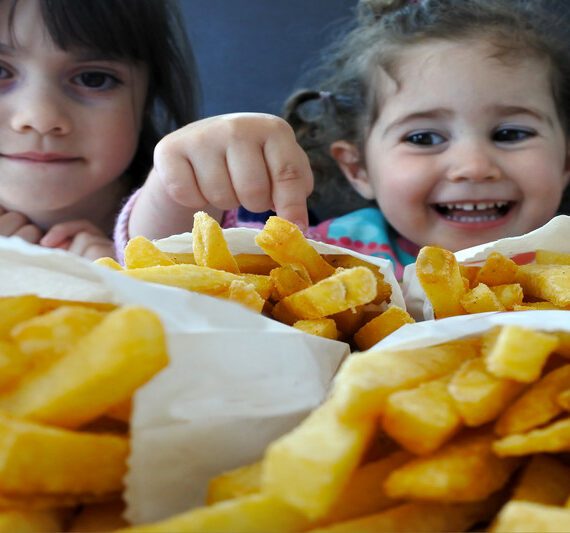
[154,138,208,208]
[0,209,43,243]
[263,135,314,231]
[40,220,106,247]
[65,232,115,261]
[13,224,43,244]
[226,142,272,212]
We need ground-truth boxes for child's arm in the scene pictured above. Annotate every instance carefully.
[128,113,313,240]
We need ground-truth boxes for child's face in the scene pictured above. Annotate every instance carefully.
[0,0,148,223]
[340,40,570,252]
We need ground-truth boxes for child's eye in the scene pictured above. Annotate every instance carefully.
[0,64,13,80]
[72,71,121,90]
[405,132,446,146]
[493,128,535,143]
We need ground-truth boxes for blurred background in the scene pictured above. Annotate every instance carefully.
[180,0,358,118]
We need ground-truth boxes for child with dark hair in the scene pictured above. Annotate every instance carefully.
[122,0,570,278]
[0,0,198,259]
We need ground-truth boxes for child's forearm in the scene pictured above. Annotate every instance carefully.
[128,170,223,240]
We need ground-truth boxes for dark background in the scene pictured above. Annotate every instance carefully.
[180,0,358,118]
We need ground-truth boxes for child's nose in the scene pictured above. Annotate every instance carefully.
[9,87,72,136]
[445,141,501,182]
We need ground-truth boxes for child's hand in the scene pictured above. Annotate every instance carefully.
[0,207,44,244]
[152,113,314,230]
[41,220,115,261]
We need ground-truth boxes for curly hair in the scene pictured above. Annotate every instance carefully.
[284,0,570,220]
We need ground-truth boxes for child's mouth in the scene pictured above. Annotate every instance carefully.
[432,201,514,222]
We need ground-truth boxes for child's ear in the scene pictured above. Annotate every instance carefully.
[330,141,375,200]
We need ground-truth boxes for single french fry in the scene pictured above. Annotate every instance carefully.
[93,256,124,271]
[483,325,558,383]
[460,283,505,313]
[307,498,499,533]
[459,265,480,289]
[0,295,43,339]
[558,389,570,410]
[225,280,265,313]
[11,306,106,367]
[207,462,263,504]
[270,265,311,300]
[254,216,335,282]
[489,283,524,309]
[0,306,168,428]
[271,300,299,326]
[492,501,570,533]
[262,401,375,520]
[330,306,367,339]
[515,264,570,307]
[116,493,310,533]
[0,414,128,495]
[278,267,377,320]
[207,451,409,526]
[495,364,570,436]
[124,235,175,269]
[325,255,392,304]
[192,212,240,274]
[354,306,415,352]
[163,251,196,264]
[293,319,338,340]
[123,264,273,299]
[232,254,280,275]
[105,398,132,424]
[0,491,120,511]
[448,357,524,427]
[415,246,466,318]
[474,252,518,286]
[0,509,63,533]
[513,301,565,311]
[384,430,519,502]
[535,249,570,265]
[314,451,410,526]
[0,341,30,392]
[511,455,570,506]
[493,417,570,456]
[164,253,281,275]
[382,376,462,455]
[331,339,479,420]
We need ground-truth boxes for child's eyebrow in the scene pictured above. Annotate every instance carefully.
[490,105,552,125]
[384,108,453,134]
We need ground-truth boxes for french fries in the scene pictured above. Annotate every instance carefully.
[124,320,570,532]
[103,213,400,350]
[0,294,169,530]
[416,245,570,317]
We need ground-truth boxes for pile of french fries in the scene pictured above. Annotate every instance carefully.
[0,295,168,532]
[98,212,412,351]
[416,245,570,318]
[117,321,570,532]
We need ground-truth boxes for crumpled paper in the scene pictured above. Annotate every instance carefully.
[402,215,570,321]
[0,228,403,525]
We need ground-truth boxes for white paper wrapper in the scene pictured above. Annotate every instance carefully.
[0,227,403,525]
[402,215,570,321]
[374,309,570,352]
